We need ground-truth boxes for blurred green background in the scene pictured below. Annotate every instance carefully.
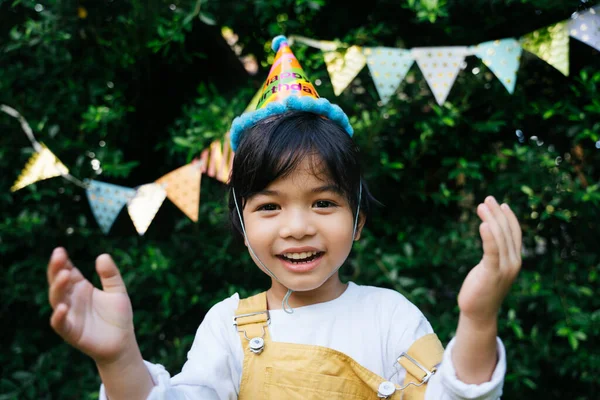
[1,1,598,399]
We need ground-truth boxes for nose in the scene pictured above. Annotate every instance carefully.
[279,208,316,239]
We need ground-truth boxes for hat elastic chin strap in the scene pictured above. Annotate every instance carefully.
[232,183,362,314]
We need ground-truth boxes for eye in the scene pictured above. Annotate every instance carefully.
[314,200,337,208]
[256,203,280,212]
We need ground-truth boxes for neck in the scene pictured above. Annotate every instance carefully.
[266,274,348,310]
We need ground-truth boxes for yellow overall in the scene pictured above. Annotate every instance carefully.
[234,292,445,400]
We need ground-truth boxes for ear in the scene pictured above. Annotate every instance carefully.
[353,212,367,241]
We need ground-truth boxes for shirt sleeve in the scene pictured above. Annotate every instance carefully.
[388,296,505,400]
[426,336,506,400]
[99,295,242,400]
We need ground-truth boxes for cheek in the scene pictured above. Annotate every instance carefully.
[243,215,277,242]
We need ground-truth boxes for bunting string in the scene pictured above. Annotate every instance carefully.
[3,103,233,236]
[5,6,598,235]
[289,6,598,104]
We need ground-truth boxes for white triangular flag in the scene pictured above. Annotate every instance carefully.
[127,183,167,235]
[412,47,468,105]
[568,7,600,52]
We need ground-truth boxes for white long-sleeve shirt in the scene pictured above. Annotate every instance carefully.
[101,282,505,399]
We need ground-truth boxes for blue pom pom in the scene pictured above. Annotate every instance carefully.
[271,35,288,52]
[230,94,354,151]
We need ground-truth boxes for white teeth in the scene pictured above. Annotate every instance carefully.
[283,251,317,260]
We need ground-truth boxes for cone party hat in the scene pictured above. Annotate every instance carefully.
[230,35,353,151]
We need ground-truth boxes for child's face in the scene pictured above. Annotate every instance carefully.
[242,157,360,293]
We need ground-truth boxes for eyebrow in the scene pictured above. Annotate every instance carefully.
[254,184,343,198]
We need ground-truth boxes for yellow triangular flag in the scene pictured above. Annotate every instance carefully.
[156,161,202,222]
[11,144,69,192]
[323,45,367,96]
[521,21,569,76]
[127,183,167,235]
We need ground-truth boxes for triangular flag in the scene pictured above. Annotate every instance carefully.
[568,7,600,52]
[200,136,233,184]
[472,39,522,93]
[412,47,468,105]
[156,160,202,222]
[11,144,69,192]
[363,47,414,104]
[127,183,167,236]
[521,21,569,76]
[86,180,136,234]
[323,45,367,96]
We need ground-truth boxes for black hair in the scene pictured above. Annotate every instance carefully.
[228,110,378,240]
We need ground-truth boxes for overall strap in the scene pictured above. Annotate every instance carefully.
[234,292,271,353]
[397,333,445,399]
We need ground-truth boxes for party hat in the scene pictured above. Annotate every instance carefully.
[230,35,353,151]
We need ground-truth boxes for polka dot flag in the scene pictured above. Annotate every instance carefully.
[471,39,522,94]
[156,161,202,222]
[412,46,468,105]
[363,47,414,105]
[86,180,136,234]
[568,7,600,52]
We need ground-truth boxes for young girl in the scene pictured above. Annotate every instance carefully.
[47,36,521,400]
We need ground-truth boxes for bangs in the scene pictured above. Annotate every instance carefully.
[232,111,358,205]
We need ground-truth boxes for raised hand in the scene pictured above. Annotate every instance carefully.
[47,247,136,364]
[458,196,523,322]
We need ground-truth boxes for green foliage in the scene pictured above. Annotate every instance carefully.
[1,0,599,399]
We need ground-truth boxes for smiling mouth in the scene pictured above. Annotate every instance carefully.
[276,251,325,264]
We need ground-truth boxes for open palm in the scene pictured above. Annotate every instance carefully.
[48,248,135,363]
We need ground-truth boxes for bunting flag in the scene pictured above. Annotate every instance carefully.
[568,7,600,52]
[9,7,600,236]
[86,180,136,234]
[127,183,167,235]
[11,144,69,192]
[472,39,522,94]
[200,136,234,184]
[156,160,202,222]
[323,45,367,96]
[363,47,414,104]
[412,46,468,105]
[521,21,570,76]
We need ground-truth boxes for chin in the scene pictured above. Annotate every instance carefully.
[275,271,334,292]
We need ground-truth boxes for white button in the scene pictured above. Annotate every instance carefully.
[249,337,265,354]
[377,381,396,397]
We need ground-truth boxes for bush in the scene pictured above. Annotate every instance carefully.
[1,1,598,398]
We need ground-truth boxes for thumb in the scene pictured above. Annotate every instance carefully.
[95,254,128,294]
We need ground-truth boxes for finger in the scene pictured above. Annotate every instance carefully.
[50,303,72,339]
[47,247,74,286]
[96,254,127,294]
[49,269,72,309]
[477,203,509,266]
[479,222,500,268]
[501,203,523,257]
[485,196,517,264]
